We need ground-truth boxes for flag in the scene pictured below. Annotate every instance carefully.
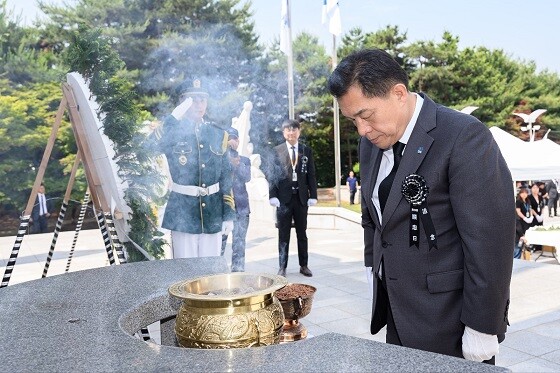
[280,0,290,54]
[322,0,341,36]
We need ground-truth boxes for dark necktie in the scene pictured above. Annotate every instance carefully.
[378,141,405,213]
[291,146,298,190]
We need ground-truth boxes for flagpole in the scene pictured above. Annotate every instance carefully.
[332,34,341,207]
[286,0,295,119]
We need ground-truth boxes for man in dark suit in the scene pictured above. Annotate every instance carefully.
[328,49,515,363]
[31,183,53,233]
[269,120,318,277]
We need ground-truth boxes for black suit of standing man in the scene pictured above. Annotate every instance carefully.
[328,49,515,363]
[31,183,53,233]
[269,120,318,277]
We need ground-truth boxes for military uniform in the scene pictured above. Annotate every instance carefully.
[150,78,235,258]
[154,116,235,235]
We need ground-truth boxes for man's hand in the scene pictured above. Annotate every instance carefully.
[171,97,193,120]
[307,198,317,207]
[462,326,499,362]
[221,220,234,236]
[269,197,280,207]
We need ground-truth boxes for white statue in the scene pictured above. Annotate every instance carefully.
[232,101,253,157]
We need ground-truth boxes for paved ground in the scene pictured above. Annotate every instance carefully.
[1,210,560,372]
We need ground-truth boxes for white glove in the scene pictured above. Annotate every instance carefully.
[171,97,193,120]
[462,326,499,362]
[221,220,234,236]
[523,217,533,224]
[365,267,374,298]
[269,197,280,207]
[307,198,317,207]
[536,214,544,223]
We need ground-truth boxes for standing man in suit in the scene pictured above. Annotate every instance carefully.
[269,120,318,277]
[31,183,53,233]
[328,49,515,363]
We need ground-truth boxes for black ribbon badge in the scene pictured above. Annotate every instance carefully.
[401,174,437,250]
[300,155,308,174]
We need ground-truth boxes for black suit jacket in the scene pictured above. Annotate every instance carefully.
[360,94,515,357]
[31,194,53,221]
[269,142,317,206]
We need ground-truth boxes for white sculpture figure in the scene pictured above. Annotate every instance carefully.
[249,154,268,198]
[232,101,253,157]
[230,101,275,222]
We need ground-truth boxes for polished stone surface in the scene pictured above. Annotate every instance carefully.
[0,257,505,372]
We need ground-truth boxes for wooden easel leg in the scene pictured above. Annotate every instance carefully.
[1,96,68,287]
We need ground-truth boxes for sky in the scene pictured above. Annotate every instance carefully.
[6,0,559,74]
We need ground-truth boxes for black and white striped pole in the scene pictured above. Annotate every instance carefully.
[45,154,82,277]
[1,96,67,287]
[1,216,31,288]
[104,212,127,265]
[95,210,116,266]
[42,202,67,278]
[64,191,91,273]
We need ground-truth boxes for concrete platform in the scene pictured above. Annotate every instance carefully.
[1,209,560,371]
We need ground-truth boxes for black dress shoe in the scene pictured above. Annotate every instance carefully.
[277,268,286,277]
[299,266,313,277]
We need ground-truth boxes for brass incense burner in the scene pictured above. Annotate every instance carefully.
[276,283,317,342]
[168,273,287,349]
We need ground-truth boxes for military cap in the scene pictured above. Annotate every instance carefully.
[176,78,209,97]
[226,127,239,139]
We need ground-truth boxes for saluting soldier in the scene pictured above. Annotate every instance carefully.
[152,79,235,258]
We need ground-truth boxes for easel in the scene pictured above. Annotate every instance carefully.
[1,82,127,288]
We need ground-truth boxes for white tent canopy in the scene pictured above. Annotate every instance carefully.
[489,126,560,181]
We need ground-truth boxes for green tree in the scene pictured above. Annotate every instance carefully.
[0,80,73,212]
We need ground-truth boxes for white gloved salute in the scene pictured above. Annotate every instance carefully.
[269,197,280,207]
[171,97,193,120]
[221,220,234,236]
[462,326,499,362]
[307,198,317,207]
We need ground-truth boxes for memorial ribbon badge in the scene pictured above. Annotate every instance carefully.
[401,174,437,250]
[301,155,308,174]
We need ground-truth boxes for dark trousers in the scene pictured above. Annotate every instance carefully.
[548,197,558,216]
[379,269,495,365]
[32,214,49,234]
[221,213,250,272]
[276,193,308,268]
[378,269,402,346]
[349,189,357,204]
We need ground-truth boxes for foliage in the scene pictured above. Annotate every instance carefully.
[65,28,165,260]
[0,80,71,212]
[0,0,559,215]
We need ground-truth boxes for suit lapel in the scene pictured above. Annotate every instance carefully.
[381,94,437,227]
